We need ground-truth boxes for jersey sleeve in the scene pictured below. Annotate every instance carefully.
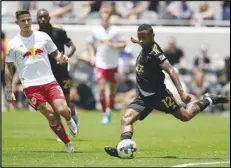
[44,33,58,54]
[61,29,71,44]
[151,42,167,65]
[5,42,16,63]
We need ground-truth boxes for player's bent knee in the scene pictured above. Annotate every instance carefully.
[173,108,192,122]
[38,104,59,124]
[179,111,193,122]
[56,106,68,114]
[122,109,139,125]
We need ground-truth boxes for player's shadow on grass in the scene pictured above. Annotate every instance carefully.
[136,156,222,160]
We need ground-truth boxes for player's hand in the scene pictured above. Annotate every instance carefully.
[6,92,16,106]
[180,92,192,104]
[57,52,69,64]
[130,37,140,44]
[102,40,114,48]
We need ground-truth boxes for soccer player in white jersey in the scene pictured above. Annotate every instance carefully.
[4,10,78,153]
[87,8,126,124]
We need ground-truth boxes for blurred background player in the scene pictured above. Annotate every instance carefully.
[36,9,78,142]
[5,10,78,152]
[104,24,228,157]
[87,6,126,124]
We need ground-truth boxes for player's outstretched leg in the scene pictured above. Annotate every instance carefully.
[172,93,229,121]
[104,108,140,157]
[38,102,74,152]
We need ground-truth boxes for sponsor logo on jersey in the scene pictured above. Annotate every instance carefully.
[23,47,44,59]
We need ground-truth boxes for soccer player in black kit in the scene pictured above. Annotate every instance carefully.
[104,24,228,157]
[36,9,79,139]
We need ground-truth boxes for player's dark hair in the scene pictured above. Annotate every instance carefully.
[138,24,154,34]
[15,10,31,19]
[37,8,50,16]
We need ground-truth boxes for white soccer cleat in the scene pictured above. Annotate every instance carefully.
[65,141,74,153]
[66,118,78,137]
[101,111,111,124]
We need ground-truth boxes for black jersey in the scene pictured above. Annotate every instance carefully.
[135,42,167,96]
[39,24,71,77]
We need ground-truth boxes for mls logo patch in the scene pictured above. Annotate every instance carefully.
[158,54,166,61]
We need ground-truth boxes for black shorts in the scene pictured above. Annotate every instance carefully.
[128,88,181,120]
[55,75,71,95]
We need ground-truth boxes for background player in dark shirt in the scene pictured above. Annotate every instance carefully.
[104,24,228,158]
[36,9,78,138]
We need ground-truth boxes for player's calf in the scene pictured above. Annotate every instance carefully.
[52,100,78,136]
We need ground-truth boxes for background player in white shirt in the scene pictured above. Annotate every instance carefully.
[87,8,126,124]
[4,10,77,153]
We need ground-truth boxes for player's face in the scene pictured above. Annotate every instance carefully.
[16,14,32,32]
[37,11,50,28]
[100,12,110,27]
[137,30,154,47]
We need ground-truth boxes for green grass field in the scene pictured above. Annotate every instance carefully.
[2,110,230,167]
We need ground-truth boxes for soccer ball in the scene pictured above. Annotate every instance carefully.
[117,139,137,159]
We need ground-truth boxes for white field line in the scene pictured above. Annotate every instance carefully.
[172,161,230,167]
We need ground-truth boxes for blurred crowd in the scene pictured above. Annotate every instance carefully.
[1,1,230,114]
[1,30,230,114]
[2,1,230,26]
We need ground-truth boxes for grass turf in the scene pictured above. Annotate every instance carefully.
[2,110,230,167]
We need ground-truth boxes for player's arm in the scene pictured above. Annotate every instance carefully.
[5,62,16,105]
[45,32,68,64]
[160,59,191,104]
[5,62,14,94]
[62,29,76,58]
[65,41,76,58]
[50,49,68,64]
[104,33,126,49]
[105,41,126,49]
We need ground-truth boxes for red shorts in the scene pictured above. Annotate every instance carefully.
[95,67,118,84]
[24,81,65,110]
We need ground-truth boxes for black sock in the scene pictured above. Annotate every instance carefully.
[120,132,133,141]
[195,99,210,111]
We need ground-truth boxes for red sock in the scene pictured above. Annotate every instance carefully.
[109,93,115,110]
[50,123,70,144]
[100,90,106,113]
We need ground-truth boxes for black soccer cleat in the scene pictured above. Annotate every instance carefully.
[203,93,229,105]
[104,146,120,158]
